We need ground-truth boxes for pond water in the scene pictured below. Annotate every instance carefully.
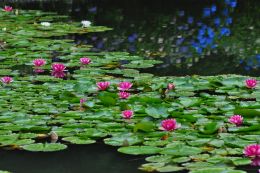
[0,1,260,173]
[3,0,260,76]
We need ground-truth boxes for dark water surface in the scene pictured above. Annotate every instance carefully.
[0,143,145,173]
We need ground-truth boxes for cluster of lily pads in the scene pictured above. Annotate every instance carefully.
[1,6,260,173]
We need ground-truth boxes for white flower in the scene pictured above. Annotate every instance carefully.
[41,22,51,27]
[2,28,6,31]
[81,20,91,27]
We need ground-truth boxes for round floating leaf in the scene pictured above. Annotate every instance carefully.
[118,146,162,155]
[22,143,67,152]
[62,137,95,145]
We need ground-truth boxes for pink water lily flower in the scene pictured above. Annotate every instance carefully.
[244,144,260,158]
[118,81,133,91]
[80,57,91,65]
[3,6,12,12]
[160,119,180,131]
[1,76,13,84]
[119,91,130,99]
[122,110,133,119]
[245,79,257,89]
[97,81,110,90]
[167,83,175,90]
[52,63,66,72]
[33,59,46,67]
[228,115,243,126]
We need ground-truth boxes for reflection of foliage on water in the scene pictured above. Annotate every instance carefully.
[1,0,259,75]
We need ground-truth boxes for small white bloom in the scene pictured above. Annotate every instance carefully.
[2,28,6,31]
[41,22,51,27]
[81,20,91,27]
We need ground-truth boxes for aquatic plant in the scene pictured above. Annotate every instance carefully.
[122,110,133,119]
[1,76,13,84]
[118,81,133,91]
[33,59,46,67]
[244,144,260,158]
[228,115,243,126]
[81,20,91,27]
[3,6,12,12]
[245,79,258,89]
[97,81,110,90]
[80,57,91,65]
[160,119,180,131]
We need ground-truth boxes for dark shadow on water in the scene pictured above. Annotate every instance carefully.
[0,143,146,173]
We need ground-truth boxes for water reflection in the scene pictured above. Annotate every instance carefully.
[1,0,259,76]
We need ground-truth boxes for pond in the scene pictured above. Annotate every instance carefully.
[0,0,259,173]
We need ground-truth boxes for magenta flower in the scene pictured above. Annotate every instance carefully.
[119,91,130,99]
[1,76,13,84]
[118,81,133,91]
[245,79,257,89]
[167,83,175,90]
[80,57,91,65]
[122,110,133,119]
[3,6,12,12]
[33,59,46,67]
[228,115,243,126]
[244,144,260,158]
[160,119,180,131]
[52,63,66,72]
[97,81,110,91]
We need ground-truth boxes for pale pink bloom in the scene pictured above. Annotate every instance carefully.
[167,83,175,90]
[118,81,133,91]
[80,57,91,65]
[160,119,180,131]
[1,76,13,84]
[3,6,12,12]
[119,91,130,99]
[52,63,66,72]
[51,71,65,78]
[244,144,260,158]
[251,157,260,166]
[228,115,243,126]
[97,81,110,90]
[122,110,133,119]
[245,79,257,89]
[33,59,46,67]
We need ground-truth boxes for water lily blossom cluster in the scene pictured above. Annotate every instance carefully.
[80,57,91,65]
[97,81,110,90]
[245,79,257,89]
[119,91,130,99]
[3,6,12,12]
[244,144,260,158]
[81,20,91,27]
[122,110,133,119]
[33,59,46,67]
[118,81,133,91]
[160,119,180,131]
[1,76,13,84]
[41,22,51,27]
[228,115,243,126]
